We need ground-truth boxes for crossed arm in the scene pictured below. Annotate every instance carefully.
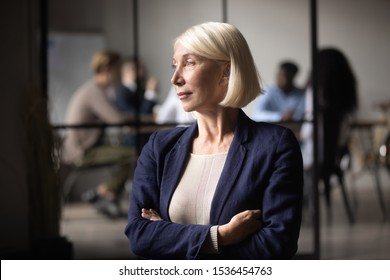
[141,208,263,247]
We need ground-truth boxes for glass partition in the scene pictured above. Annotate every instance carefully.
[48,0,318,259]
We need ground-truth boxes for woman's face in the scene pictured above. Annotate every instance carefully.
[171,42,228,113]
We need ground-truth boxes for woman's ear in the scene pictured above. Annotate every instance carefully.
[222,63,231,79]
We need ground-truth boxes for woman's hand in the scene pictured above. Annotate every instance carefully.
[218,209,263,246]
[141,208,162,221]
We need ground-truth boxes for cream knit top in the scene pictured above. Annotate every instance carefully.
[169,152,228,253]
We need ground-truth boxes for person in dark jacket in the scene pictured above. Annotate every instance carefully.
[125,22,303,259]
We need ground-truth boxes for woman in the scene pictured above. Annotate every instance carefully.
[125,22,303,259]
[300,48,358,215]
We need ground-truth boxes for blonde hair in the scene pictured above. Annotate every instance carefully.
[175,22,262,108]
[91,50,121,74]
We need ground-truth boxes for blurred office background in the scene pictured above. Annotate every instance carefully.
[47,0,390,122]
[1,0,389,259]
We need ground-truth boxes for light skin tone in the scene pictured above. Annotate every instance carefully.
[141,42,262,248]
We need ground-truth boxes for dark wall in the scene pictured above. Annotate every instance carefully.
[0,0,70,259]
[48,0,134,56]
[1,0,33,255]
[49,0,104,32]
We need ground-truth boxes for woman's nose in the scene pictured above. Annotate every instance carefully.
[171,68,184,86]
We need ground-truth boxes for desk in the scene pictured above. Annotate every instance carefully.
[349,119,388,220]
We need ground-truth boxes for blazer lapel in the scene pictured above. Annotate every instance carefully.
[210,110,250,224]
[159,123,198,220]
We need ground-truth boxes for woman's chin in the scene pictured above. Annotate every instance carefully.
[181,103,195,113]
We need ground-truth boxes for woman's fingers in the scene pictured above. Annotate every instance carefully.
[250,209,262,219]
[232,209,262,223]
[141,208,162,221]
[219,209,263,246]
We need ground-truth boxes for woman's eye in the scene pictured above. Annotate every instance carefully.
[185,60,195,66]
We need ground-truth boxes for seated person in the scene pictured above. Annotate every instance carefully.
[61,50,136,219]
[252,61,305,122]
[114,57,158,118]
[301,48,358,213]
[113,57,158,148]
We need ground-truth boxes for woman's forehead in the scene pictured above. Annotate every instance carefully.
[173,44,201,61]
[173,42,190,56]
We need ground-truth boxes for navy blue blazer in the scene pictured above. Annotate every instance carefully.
[125,110,303,259]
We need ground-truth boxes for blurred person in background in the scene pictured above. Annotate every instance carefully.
[62,50,136,219]
[112,57,159,147]
[113,57,158,119]
[252,61,305,123]
[300,48,358,211]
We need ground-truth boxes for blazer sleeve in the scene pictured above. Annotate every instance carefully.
[124,132,212,259]
[220,128,303,259]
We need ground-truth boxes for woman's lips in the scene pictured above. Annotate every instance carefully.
[177,92,191,100]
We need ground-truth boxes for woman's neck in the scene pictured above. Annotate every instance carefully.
[192,107,239,154]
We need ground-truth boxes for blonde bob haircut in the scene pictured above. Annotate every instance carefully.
[175,22,262,108]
